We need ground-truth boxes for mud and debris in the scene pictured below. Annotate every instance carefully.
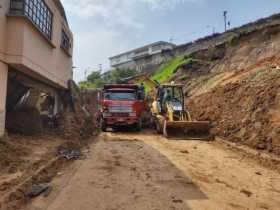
[57,147,82,160]
[189,65,280,155]
[6,107,43,136]
[0,138,29,173]
[56,82,98,140]
[26,183,51,198]
[0,134,95,210]
[22,132,280,210]
[2,12,280,210]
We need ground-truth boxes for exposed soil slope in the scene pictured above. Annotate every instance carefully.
[169,21,280,156]
[189,64,280,155]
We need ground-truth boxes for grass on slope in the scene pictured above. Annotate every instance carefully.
[152,56,192,84]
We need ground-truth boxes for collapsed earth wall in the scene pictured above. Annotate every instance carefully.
[170,14,280,156]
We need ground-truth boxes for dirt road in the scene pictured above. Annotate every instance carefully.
[24,131,280,210]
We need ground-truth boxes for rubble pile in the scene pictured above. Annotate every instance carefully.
[0,138,29,173]
[56,82,98,140]
[6,107,43,135]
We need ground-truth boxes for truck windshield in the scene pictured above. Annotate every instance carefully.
[104,91,136,100]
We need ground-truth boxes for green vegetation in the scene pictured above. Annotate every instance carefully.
[79,68,137,89]
[79,55,192,91]
[152,56,192,84]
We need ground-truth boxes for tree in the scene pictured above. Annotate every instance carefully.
[78,68,137,89]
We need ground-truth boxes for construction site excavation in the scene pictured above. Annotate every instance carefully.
[1,1,280,210]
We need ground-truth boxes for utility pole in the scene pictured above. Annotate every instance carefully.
[84,67,89,81]
[72,66,77,78]
[223,10,228,32]
[99,64,103,72]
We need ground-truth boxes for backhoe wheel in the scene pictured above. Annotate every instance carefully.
[155,119,163,134]
[163,120,168,138]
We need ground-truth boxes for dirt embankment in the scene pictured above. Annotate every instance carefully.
[0,138,29,174]
[56,85,99,141]
[0,81,100,209]
[172,22,280,156]
[0,133,96,210]
[189,65,280,155]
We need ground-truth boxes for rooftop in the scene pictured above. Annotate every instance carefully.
[109,41,176,59]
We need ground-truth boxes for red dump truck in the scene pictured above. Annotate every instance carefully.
[99,84,147,131]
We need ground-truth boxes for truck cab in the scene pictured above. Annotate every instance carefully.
[100,84,145,131]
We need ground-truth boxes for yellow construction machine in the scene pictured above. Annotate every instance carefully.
[151,84,212,140]
[129,74,212,140]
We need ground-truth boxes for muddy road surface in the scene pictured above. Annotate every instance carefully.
[24,131,280,210]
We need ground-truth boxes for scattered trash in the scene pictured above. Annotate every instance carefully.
[180,150,189,154]
[26,183,51,198]
[57,148,82,160]
[43,186,53,197]
[240,189,253,197]
[255,171,262,176]
[172,198,183,203]
[57,172,63,176]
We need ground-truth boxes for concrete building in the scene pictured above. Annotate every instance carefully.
[109,41,176,72]
[0,0,73,137]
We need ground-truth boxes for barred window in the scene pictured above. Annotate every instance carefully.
[61,29,71,52]
[10,0,53,40]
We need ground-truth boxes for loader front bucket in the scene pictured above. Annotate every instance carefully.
[163,121,213,140]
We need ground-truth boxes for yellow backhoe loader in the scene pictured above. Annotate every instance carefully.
[151,84,212,140]
[129,74,212,140]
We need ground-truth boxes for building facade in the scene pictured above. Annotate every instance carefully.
[0,0,73,137]
[109,41,176,72]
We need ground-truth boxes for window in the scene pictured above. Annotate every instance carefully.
[104,91,136,101]
[152,45,162,52]
[61,29,71,52]
[10,0,53,40]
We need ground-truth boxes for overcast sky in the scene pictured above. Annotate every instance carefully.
[61,0,280,82]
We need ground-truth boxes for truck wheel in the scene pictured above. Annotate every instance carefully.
[136,119,142,131]
[101,119,107,132]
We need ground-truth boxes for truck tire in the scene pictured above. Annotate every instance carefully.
[136,119,142,132]
[101,119,107,132]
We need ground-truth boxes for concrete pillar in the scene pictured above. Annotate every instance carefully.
[0,61,8,137]
[53,91,61,115]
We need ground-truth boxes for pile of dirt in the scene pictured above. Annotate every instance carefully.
[56,106,95,141]
[189,66,280,155]
[56,82,98,140]
[0,139,29,173]
[6,107,43,135]
[81,89,100,129]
